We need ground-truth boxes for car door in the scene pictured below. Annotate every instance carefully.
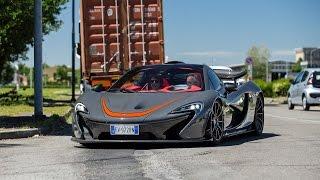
[207,69,235,128]
[296,71,309,104]
[291,72,303,104]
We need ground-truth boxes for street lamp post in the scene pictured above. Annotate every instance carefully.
[285,60,288,79]
[34,0,43,118]
[71,0,76,102]
[266,59,269,82]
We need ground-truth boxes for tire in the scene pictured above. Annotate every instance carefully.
[302,95,310,111]
[209,100,224,144]
[288,94,294,110]
[253,94,264,136]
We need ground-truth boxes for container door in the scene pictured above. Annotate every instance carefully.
[126,0,164,69]
[80,0,122,76]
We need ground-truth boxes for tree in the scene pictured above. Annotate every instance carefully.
[18,63,31,76]
[247,45,271,80]
[43,63,50,69]
[292,58,302,73]
[0,0,68,82]
[0,63,14,84]
[75,69,81,85]
[54,65,70,82]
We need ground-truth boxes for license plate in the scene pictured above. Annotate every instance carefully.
[110,124,139,135]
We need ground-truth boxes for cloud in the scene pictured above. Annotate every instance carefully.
[272,50,294,56]
[178,51,241,57]
[178,49,295,59]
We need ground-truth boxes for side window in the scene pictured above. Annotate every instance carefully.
[294,72,303,84]
[301,71,309,82]
[208,69,222,90]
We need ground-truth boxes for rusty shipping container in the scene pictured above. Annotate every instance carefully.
[79,0,165,88]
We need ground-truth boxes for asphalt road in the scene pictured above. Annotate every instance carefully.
[1,105,320,180]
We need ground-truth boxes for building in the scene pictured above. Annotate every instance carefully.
[269,60,295,81]
[295,47,320,68]
[43,66,58,82]
[229,61,295,81]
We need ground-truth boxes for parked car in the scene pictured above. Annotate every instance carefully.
[287,68,320,111]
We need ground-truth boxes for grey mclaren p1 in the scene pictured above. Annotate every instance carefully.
[71,63,264,145]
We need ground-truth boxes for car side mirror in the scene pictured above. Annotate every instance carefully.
[289,79,294,84]
[224,83,237,92]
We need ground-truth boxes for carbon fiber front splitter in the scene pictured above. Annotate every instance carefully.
[71,137,210,144]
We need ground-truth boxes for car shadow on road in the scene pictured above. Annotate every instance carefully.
[0,143,23,148]
[75,133,280,150]
[219,132,280,146]
[295,109,320,112]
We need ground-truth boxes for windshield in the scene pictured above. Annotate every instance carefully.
[109,66,204,93]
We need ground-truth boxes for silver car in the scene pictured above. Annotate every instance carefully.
[288,68,320,111]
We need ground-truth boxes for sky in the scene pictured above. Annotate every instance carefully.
[26,0,320,67]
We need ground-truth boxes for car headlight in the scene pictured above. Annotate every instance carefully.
[171,102,203,114]
[75,103,89,114]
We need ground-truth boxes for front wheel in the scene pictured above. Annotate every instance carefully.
[209,100,224,144]
[253,95,264,136]
[288,95,294,110]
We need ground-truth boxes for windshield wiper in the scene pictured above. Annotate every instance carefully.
[120,88,135,93]
[107,88,135,93]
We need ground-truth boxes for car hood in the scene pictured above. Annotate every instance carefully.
[103,92,183,113]
[78,90,217,122]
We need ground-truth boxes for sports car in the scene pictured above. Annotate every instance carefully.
[71,63,264,145]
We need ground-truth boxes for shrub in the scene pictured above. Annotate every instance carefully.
[254,79,273,97]
[254,78,291,97]
[272,79,291,97]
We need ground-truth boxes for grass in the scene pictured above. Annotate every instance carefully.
[0,87,73,117]
[0,87,72,101]
[0,104,71,117]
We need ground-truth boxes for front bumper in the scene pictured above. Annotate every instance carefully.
[71,137,208,144]
[72,111,207,142]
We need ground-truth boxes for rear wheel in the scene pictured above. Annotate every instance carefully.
[288,94,294,110]
[253,95,264,136]
[209,100,224,144]
[302,96,310,111]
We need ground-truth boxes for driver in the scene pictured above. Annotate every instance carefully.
[186,74,201,90]
[150,76,163,90]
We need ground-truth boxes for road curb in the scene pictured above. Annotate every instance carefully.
[265,97,287,106]
[0,128,40,140]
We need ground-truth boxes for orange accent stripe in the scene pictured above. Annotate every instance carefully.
[101,97,179,118]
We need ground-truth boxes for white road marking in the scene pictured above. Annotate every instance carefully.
[266,114,320,124]
[134,150,183,180]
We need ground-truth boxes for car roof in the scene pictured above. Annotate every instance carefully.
[138,63,205,69]
[303,68,320,73]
